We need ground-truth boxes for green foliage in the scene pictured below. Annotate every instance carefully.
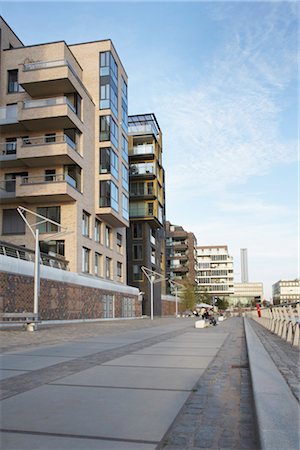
[180,281,197,311]
[216,297,229,310]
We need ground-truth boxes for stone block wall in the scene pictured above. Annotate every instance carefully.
[0,272,141,320]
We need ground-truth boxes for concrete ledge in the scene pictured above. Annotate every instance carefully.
[244,317,300,450]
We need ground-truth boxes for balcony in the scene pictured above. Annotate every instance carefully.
[17,134,82,167]
[171,265,189,273]
[0,141,17,168]
[129,203,162,227]
[0,105,24,133]
[19,59,83,98]
[96,207,128,228]
[19,97,83,132]
[129,144,155,160]
[129,163,156,178]
[0,174,81,204]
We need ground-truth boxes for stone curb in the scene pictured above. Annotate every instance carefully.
[244,317,299,450]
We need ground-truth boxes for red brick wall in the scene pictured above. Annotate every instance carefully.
[0,272,141,320]
[161,299,176,316]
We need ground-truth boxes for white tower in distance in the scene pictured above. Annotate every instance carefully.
[240,248,249,283]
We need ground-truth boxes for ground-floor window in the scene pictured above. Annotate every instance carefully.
[122,297,135,318]
[103,294,114,318]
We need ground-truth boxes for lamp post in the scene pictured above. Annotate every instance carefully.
[141,266,167,320]
[169,279,184,317]
[17,206,69,331]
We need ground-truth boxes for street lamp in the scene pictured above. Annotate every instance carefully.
[17,206,69,330]
[169,279,184,317]
[141,266,167,320]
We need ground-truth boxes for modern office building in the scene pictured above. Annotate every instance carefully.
[272,279,300,305]
[240,248,249,283]
[196,245,234,300]
[165,221,197,293]
[126,114,166,315]
[0,17,129,283]
[228,282,263,307]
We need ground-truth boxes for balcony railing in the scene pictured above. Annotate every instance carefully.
[131,144,154,156]
[21,134,77,150]
[23,96,76,113]
[0,240,69,271]
[23,59,82,84]
[20,173,78,189]
[0,105,18,125]
[128,123,158,137]
[130,163,155,176]
[129,204,155,218]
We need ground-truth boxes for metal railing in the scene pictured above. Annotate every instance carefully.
[23,96,76,114]
[0,141,17,155]
[245,303,300,347]
[129,163,155,176]
[21,134,77,150]
[131,144,154,156]
[0,241,69,270]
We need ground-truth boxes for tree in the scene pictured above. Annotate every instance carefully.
[215,297,229,310]
[180,281,197,312]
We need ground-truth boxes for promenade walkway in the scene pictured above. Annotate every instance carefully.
[0,317,298,450]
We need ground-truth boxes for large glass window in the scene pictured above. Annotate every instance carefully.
[94,219,101,243]
[117,261,122,281]
[95,252,102,277]
[122,193,129,221]
[122,164,128,191]
[122,297,135,318]
[7,69,24,93]
[133,244,143,260]
[100,147,118,179]
[99,52,118,119]
[105,226,111,248]
[82,247,90,273]
[2,209,25,235]
[82,211,90,237]
[121,135,128,163]
[37,207,60,233]
[105,257,112,279]
[117,233,122,253]
[100,180,119,212]
[133,222,143,239]
[103,294,114,318]
[99,115,118,149]
[133,264,142,281]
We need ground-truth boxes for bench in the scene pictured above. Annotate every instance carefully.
[0,312,41,330]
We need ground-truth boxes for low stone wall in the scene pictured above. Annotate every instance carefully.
[161,294,177,316]
[0,256,141,320]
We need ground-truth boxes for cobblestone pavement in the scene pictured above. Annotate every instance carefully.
[1,317,183,354]
[247,318,300,403]
[158,317,260,450]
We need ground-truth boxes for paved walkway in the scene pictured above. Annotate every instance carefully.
[1,317,257,449]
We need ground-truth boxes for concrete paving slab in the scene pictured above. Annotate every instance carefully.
[132,346,218,356]
[50,365,204,390]
[8,342,123,358]
[0,354,74,371]
[1,384,189,442]
[103,354,214,368]
[0,369,28,381]
[1,432,157,450]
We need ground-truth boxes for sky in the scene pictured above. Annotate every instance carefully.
[1,1,298,299]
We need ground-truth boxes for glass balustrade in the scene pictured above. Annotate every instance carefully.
[23,96,76,113]
[0,105,18,125]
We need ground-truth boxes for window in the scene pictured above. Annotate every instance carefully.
[122,164,128,191]
[99,115,118,149]
[105,226,111,248]
[117,233,122,252]
[5,138,17,154]
[133,244,143,260]
[2,209,25,235]
[45,169,56,182]
[8,69,23,93]
[82,247,90,273]
[147,202,154,216]
[94,219,101,243]
[117,261,122,280]
[100,180,119,212]
[95,252,102,277]
[40,240,65,257]
[133,264,142,281]
[121,98,128,134]
[45,133,56,143]
[100,147,118,179]
[122,297,135,318]
[82,211,90,237]
[37,206,60,233]
[122,135,128,163]
[103,294,114,318]
[122,194,129,220]
[133,222,143,238]
[105,257,112,279]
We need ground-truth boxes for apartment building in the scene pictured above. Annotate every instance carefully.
[196,245,234,300]
[272,279,300,305]
[126,114,166,315]
[228,282,263,307]
[165,221,197,293]
[0,17,129,283]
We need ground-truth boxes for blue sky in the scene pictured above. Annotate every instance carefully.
[1,1,298,299]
